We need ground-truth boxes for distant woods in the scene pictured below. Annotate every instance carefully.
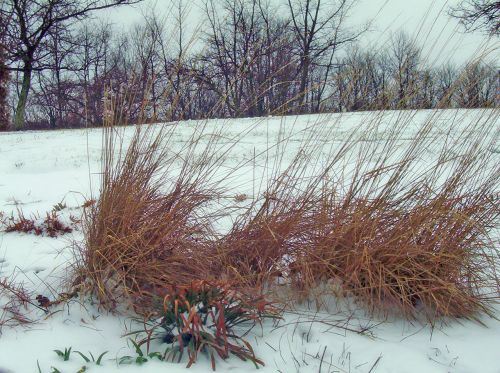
[0,0,499,130]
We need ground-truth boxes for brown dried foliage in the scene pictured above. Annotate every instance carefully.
[216,110,500,321]
[77,107,499,323]
[76,94,229,310]
[296,192,499,320]
[3,210,73,237]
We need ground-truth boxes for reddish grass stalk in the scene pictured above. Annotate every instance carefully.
[0,277,33,330]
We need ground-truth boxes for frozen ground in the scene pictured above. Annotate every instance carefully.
[0,110,499,373]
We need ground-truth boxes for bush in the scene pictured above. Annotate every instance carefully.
[127,280,280,370]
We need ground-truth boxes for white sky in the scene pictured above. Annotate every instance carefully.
[101,0,499,66]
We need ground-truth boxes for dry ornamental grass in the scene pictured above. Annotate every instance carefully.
[74,90,499,328]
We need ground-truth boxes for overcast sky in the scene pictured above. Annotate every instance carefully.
[101,0,499,66]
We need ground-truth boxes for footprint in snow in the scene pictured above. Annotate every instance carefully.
[18,265,46,274]
[31,266,47,274]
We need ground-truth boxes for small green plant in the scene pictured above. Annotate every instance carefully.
[52,200,67,212]
[43,347,107,371]
[74,350,108,365]
[118,339,164,365]
[54,347,72,361]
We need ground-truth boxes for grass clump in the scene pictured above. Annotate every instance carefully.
[288,110,500,320]
[77,122,217,311]
[299,189,499,320]
[211,110,499,321]
[73,105,499,371]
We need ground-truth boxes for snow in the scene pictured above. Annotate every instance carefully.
[0,109,499,373]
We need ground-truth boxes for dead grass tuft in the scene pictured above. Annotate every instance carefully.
[295,192,499,320]
[76,114,223,311]
[288,110,499,320]
[76,105,499,323]
[212,110,500,320]
[0,276,33,330]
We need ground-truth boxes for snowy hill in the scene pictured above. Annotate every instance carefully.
[0,109,499,373]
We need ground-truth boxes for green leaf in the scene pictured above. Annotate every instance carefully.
[50,368,62,373]
[118,356,133,365]
[74,351,90,363]
[37,360,43,373]
[53,347,72,361]
[129,338,143,357]
[53,350,64,358]
[96,351,109,365]
[136,356,148,365]
[64,347,72,361]
[122,329,147,337]
[148,351,163,360]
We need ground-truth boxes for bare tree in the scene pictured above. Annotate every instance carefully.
[0,0,143,130]
[74,20,123,126]
[389,31,421,109]
[285,0,363,111]
[161,0,196,120]
[32,22,77,128]
[450,0,500,35]
[130,19,161,117]
[456,61,497,107]
[416,68,436,109]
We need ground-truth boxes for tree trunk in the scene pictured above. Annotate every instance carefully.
[299,55,310,112]
[0,50,8,131]
[14,61,32,130]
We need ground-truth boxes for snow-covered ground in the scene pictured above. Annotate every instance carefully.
[0,110,499,373]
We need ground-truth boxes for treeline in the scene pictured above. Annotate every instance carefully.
[2,0,499,130]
